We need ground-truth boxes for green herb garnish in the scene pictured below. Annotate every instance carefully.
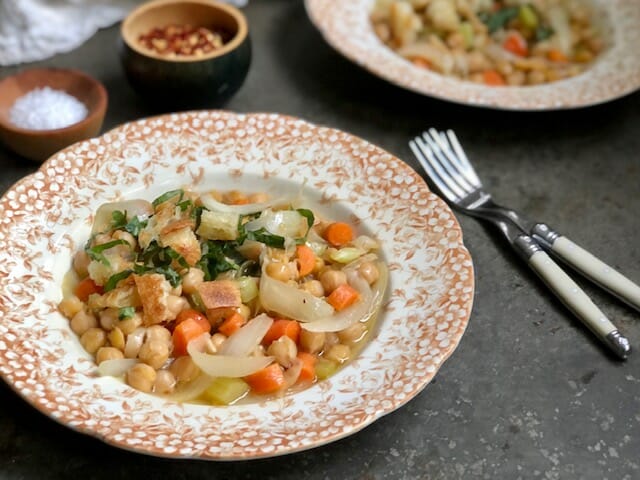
[118,306,136,320]
[296,208,315,229]
[104,269,134,291]
[481,6,519,33]
[86,239,128,266]
[152,189,184,208]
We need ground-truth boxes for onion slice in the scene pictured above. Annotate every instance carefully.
[97,358,137,377]
[302,262,388,333]
[160,373,214,403]
[200,193,289,215]
[188,350,275,378]
[92,200,153,234]
[259,265,334,322]
[219,313,274,356]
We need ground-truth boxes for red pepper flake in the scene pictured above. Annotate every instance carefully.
[138,24,231,57]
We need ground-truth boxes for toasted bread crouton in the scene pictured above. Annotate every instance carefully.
[196,280,241,310]
[159,226,201,266]
[206,307,239,325]
[133,273,173,325]
[87,285,142,310]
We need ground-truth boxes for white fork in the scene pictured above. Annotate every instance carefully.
[410,129,635,360]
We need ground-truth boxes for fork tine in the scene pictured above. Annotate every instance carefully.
[445,130,482,187]
[409,139,460,202]
[422,131,475,194]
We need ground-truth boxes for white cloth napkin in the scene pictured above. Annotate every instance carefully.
[0,0,248,66]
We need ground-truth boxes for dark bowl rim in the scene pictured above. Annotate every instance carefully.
[0,67,108,136]
[120,0,249,63]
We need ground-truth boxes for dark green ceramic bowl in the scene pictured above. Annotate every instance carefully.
[119,0,251,109]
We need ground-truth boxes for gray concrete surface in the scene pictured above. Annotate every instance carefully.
[1,1,639,479]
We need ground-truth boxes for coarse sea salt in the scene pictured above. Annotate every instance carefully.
[9,86,88,130]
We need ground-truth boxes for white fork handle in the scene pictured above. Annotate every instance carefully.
[532,224,640,312]
[527,249,631,359]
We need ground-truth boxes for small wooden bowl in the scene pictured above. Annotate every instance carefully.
[120,0,251,109]
[0,68,108,162]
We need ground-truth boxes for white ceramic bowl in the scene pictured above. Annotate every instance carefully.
[305,0,640,110]
[0,111,474,459]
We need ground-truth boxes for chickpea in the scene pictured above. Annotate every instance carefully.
[126,363,157,393]
[170,284,183,296]
[527,70,546,85]
[138,339,170,370]
[320,269,347,294]
[325,343,351,364]
[112,230,137,249]
[118,312,142,335]
[506,70,526,86]
[299,329,325,354]
[182,268,205,295]
[80,327,107,354]
[467,51,490,73]
[358,261,380,285]
[108,327,126,351]
[99,308,119,331]
[59,295,84,319]
[169,356,200,383]
[301,279,324,297]
[324,332,340,350]
[267,336,297,368]
[146,325,172,345]
[236,304,251,321]
[73,250,91,277]
[166,295,189,319]
[70,309,98,336]
[154,369,176,394]
[337,322,367,344]
[95,346,124,364]
[266,261,294,282]
[210,333,227,352]
[313,256,325,274]
[92,233,112,246]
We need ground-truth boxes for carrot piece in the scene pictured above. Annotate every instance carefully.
[503,32,528,57]
[326,283,360,311]
[547,48,568,62]
[323,222,354,247]
[218,311,246,336]
[176,309,210,332]
[244,363,285,394]
[262,319,301,345]
[74,277,103,302]
[172,317,209,357]
[295,244,316,277]
[482,69,506,86]
[296,352,317,384]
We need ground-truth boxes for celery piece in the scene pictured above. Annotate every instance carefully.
[519,5,538,30]
[459,22,474,49]
[237,276,258,303]
[315,358,339,380]
[202,377,250,405]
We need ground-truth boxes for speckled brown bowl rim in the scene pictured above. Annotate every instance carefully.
[0,111,474,460]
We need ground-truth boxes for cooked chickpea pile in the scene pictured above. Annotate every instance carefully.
[371,0,604,86]
[59,188,386,404]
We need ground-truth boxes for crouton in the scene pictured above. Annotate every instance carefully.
[87,285,142,310]
[196,280,243,326]
[133,273,173,325]
[196,280,242,310]
[159,226,201,266]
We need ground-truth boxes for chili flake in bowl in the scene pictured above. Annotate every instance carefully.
[119,0,251,108]
[138,24,231,57]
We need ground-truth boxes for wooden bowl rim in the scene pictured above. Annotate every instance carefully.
[121,0,249,63]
